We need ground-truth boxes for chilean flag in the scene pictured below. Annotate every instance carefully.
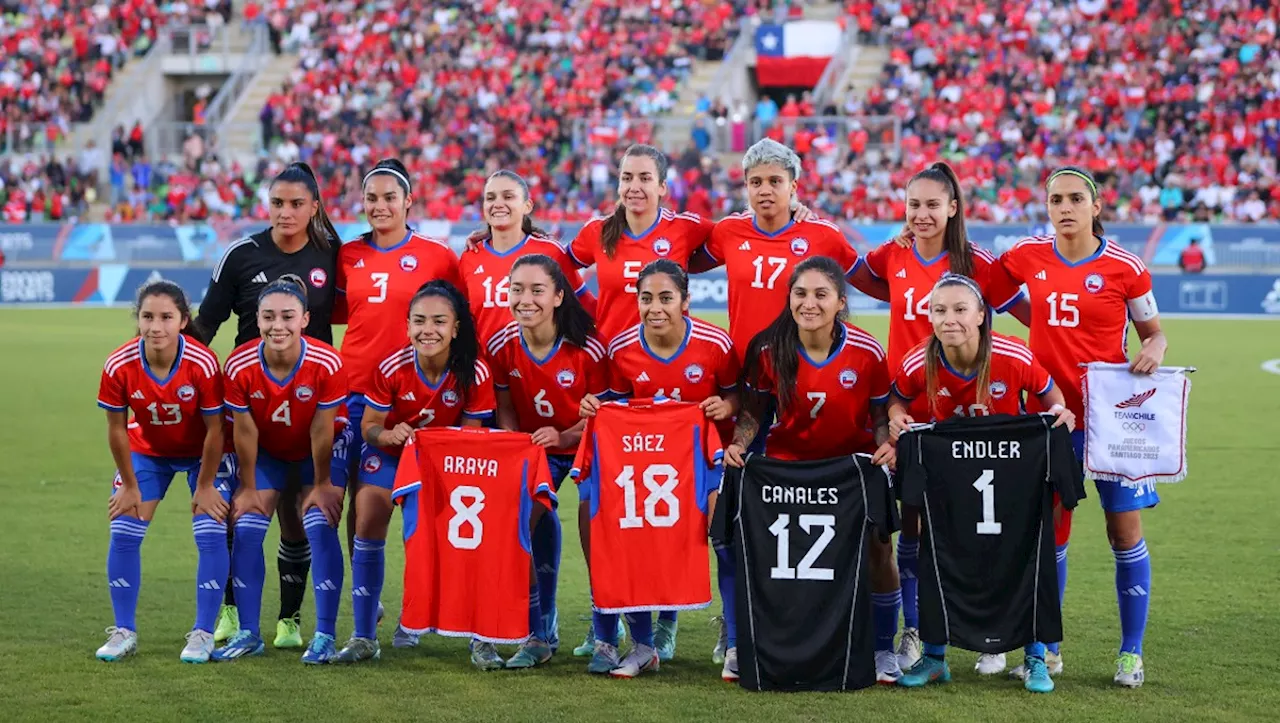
[754,21,842,88]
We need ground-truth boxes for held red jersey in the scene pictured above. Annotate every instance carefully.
[97,336,224,458]
[704,214,860,359]
[335,232,465,394]
[568,209,714,342]
[893,333,1054,421]
[571,399,722,613]
[392,428,555,643]
[486,322,609,455]
[223,337,348,461]
[363,348,496,452]
[998,237,1156,418]
[860,241,1024,372]
[752,323,889,460]
[459,235,590,344]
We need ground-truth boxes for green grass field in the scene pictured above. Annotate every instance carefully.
[2,308,1278,722]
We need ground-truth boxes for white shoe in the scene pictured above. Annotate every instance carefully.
[1010,650,1063,680]
[721,646,739,682]
[1114,652,1144,688]
[96,626,137,661]
[875,649,903,683]
[896,627,922,671]
[975,652,1007,675]
[610,644,659,678]
[180,629,215,663]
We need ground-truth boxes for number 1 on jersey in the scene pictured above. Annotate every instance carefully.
[751,256,787,289]
[1045,292,1080,327]
[481,276,510,309]
[615,464,680,529]
[902,287,931,321]
[972,469,1001,535]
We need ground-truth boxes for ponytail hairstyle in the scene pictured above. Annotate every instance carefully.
[742,256,849,412]
[271,162,339,250]
[600,144,669,260]
[923,273,991,418]
[1046,165,1105,237]
[510,254,596,349]
[908,161,973,277]
[134,279,206,345]
[408,279,479,393]
[258,273,310,309]
[636,258,689,301]
[484,170,552,240]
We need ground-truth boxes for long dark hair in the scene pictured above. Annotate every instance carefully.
[510,254,596,349]
[271,162,338,250]
[600,144,669,259]
[135,280,206,345]
[1046,165,1105,237]
[924,273,992,417]
[636,258,689,300]
[742,256,849,412]
[363,157,412,197]
[484,170,552,240]
[409,279,479,393]
[908,161,973,278]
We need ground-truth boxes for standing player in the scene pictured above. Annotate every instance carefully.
[95,282,229,663]
[194,162,342,648]
[579,259,739,672]
[212,277,348,663]
[461,170,595,344]
[723,256,900,684]
[487,254,610,667]
[340,280,495,665]
[998,166,1167,687]
[885,272,1075,692]
[848,161,1028,674]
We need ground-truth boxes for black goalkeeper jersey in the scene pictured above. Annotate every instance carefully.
[712,453,897,692]
[897,414,1085,653]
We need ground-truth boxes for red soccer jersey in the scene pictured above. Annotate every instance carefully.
[568,208,714,341]
[363,347,496,452]
[336,232,465,395]
[459,235,590,344]
[485,321,610,455]
[860,241,1024,372]
[998,236,1156,418]
[893,333,1054,420]
[704,213,861,359]
[223,337,348,461]
[97,336,223,458]
[392,427,555,643]
[570,399,722,613]
[752,323,890,460]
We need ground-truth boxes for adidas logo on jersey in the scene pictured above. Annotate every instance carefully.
[401,392,417,401]
[510,369,521,378]
[739,241,751,251]
[108,578,131,588]
[315,579,339,592]
[1036,270,1047,281]
[1120,585,1149,597]
[637,371,650,383]
[352,586,372,597]
[131,390,145,400]
[896,269,907,279]
[354,259,365,269]
[251,272,269,284]
[938,387,951,397]
[198,580,222,591]
[251,391,265,399]
[473,265,485,274]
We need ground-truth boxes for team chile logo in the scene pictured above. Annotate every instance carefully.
[790,237,810,256]
[684,364,705,384]
[839,369,858,389]
[400,254,419,272]
[362,455,382,474]
[295,385,314,402]
[309,267,328,287]
[441,390,460,407]
[652,238,672,257]
[989,381,1008,399]
[177,384,196,402]
[1084,273,1105,294]
[556,369,577,388]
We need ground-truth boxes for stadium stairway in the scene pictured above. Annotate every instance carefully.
[217,47,299,167]
[657,59,726,152]
[839,43,888,101]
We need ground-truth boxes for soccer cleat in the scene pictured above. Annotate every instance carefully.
[610,644,659,678]
[274,616,304,649]
[654,618,678,662]
[1114,652,1144,688]
[1009,650,1064,680]
[573,618,626,657]
[975,652,1007,675]
[896,627,922,671]
[587,641,621,674]
[711,616,729,664]
[875,649,903,684]
[1023,656,1055,694]
[180,629,215,664]
[505,638,553,669]
[333,636,380,664]
[898,657,951,688]
[470,641,506,671]
[392,624,420,649]
[96,627,137,662]
[211,630,265,661]
[721,646,739,682]
[213,605,239,643]
[376,601,385,626]
[301,633,338,665]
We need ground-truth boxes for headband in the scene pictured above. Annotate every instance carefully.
[932,272,983,300]
[1046,169,1097,195]
[362,167,412,192]
[258,280,308,309]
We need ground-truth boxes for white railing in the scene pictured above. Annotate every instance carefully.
[812,19,862,109]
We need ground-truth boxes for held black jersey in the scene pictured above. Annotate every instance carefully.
[897,414,1086,653]
[711,454,898,692]
[195,228,338,346]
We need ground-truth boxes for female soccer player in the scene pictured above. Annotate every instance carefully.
[95,281,228,663]
[885,272,1075,693]
[850,161,1029,674]
[578,259,740,677]
[212,276,349,664]
[724,256,901,684]
[341,280,495,665]
[487,254,610,668]
[194,162,342,648]
[461,170,595,344]
[998,166,1167,688]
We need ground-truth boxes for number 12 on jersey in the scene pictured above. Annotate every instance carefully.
[768,513,835,580]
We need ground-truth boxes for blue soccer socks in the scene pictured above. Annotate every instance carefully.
[107,516,150,631]
[1115,539,1151,655]
[531,512,562,644]
[229,513,271,636]
[1047,542,1069,655]
[715,547,737,648]
[193,514,229,634]
[897,537,920,630]
[872,589,902,652]
[303,509,343,638]
[351,537,386,640]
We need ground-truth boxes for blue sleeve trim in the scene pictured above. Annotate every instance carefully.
[567,246,590,268]
[995,290,1025,313]
[857,257,880,279]
[871,392,890,405]
[98,401,127,412]
[364,399,392,412]
[317,398,345,410]
[200,406,223,416]
[463,410,494,420]
[226,402,250,413]
[718,383,738,393]
[1037,378,1054,396]
[890,382,913,401]
[494,383,509,391]
[574,284,588,296]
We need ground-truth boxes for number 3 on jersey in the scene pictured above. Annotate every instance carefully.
[368,272,389,303]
